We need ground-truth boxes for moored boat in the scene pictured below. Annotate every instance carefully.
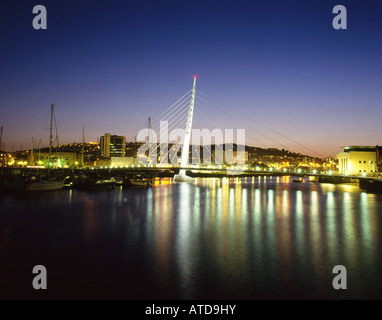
[90,178,116,190]
[77,177,116,191]
[359,178,382,193]
[23,104,64,192]
[127,178,152,187]
[124,173,153,187]
[25,180,64,192]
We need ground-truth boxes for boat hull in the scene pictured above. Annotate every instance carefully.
[126,179,152,187]
[77,179,116,191]
[359,178,382,193]
[25,180,64,192]
[88,181,116,191]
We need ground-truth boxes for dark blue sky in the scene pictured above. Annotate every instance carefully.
[1,0,382,156]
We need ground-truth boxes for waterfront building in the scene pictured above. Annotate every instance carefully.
[95,156,138,167]
[100,134,126,158]
[0,151,8,167]
[337,146,382,176]
[27,151,83,168]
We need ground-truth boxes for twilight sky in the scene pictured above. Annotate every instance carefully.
[1,0,382,157]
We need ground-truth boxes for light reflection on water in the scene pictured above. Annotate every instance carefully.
[143,177,382,299]
[0,176,381,299]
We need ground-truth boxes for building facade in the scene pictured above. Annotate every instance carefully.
[27,151,83,168]
[100,133,126,158]
[95,157,138,167]
[337,146,380,176]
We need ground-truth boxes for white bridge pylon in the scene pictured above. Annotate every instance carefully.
[173,76,197,182]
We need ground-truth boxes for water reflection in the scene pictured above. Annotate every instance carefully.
[0,177,381,299]
[145,177,381,298]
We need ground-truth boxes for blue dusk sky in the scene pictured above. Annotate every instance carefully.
[0,0,382,157]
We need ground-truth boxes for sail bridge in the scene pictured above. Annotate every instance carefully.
[144,76,198,182]
[142,75,259,178]
[173,76,197,182]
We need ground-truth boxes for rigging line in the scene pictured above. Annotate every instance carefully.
[196,95,212,106]
[163,112,189,135]
[183,107,239,165]
[150,108,188,138]
[53,108,63,168]
[153,93,191,122]
[150,89,192,122]
[157,89,192,117]
[194,103,271,149]
[150,102,190,136]
[149,97,190,134]
[199,91,324,157]
[158,146,171,165]
[192,106,227,149]
[167,114,189,134]
[201,143,227,166]
[150,139,181,165]
[53,111,60,146]
[153,104,190,132]
[158,142,181,165]
[195,99,291,151]
[149,110,189,151]
[148,121,187,159]
[150,115,187,146]
[162,142,215,167]
[148,114,185,152]
[193,105,269,149]
[189,144,208,166]
[148,115,189,161]
[192,145,201,166]
[169,147,181,165]
[150,98,191,133]
[40,109,52,148]
[158,116,200,165]
[157,144,171,165]
[198,93,291,143]
[194,104,268,148]
[158,99,190,125]
[201,144,217,165]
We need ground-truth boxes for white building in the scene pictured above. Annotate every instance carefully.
[95,157,138,167]
[337,146,378,176]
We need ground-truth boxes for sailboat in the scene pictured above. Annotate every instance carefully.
[25,104,64,192]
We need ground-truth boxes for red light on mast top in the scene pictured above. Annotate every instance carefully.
[194,75,197,79]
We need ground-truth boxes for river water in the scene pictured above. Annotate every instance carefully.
[0,176,381,299]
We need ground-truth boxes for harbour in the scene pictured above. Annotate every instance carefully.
[1,0,382,303]
[1,166,381,193]
[0,176,381,299]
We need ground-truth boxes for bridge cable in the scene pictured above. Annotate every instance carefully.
[199,91,324,158]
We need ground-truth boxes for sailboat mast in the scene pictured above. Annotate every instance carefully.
[38,139,41,163]
[49,104,54,168]
[82,127,85,167]
[31,137,34,166]
[0,126,3,152]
